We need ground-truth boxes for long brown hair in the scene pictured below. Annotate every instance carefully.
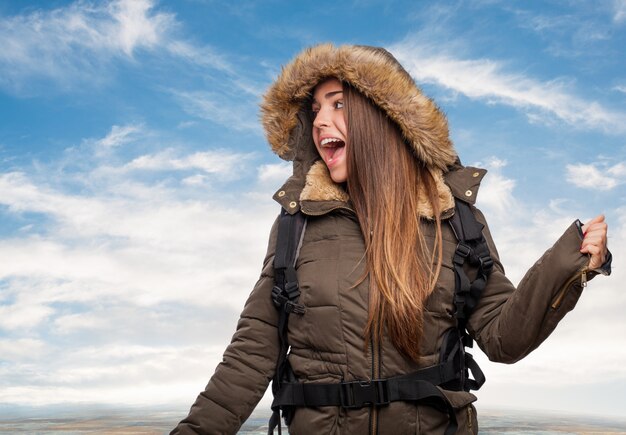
[343,83,444,362]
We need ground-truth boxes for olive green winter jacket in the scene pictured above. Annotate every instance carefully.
[172,44,601,435]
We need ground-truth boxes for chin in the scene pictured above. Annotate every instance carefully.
[330,172,347,183]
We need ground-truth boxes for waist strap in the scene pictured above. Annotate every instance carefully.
[270,361,459,435]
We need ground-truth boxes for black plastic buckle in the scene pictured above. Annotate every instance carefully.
[340,379,389,409]
[479,255,494,272]
[271,286,286,307]
[284,301,306,315]
[284,281,300,300]
[455,242,471,258]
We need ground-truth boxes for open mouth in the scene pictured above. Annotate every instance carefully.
[320,138,345,164]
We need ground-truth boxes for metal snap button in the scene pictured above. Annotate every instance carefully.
[278,190,286,197]
[465,190,473,197]
[289,201,297,208]
[472,172,480,178]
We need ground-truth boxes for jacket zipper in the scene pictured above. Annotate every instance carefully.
[370,333,379,435]
[551,266,588,310]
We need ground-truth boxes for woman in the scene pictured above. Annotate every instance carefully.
[172,44,610,434]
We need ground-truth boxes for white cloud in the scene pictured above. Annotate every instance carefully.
[614,85,626,94]
[0,0,175,91]
[126,149,252,176]
[474,157,517,218]
[0,140,282,405]
[614,0,626,23]
[96,124,142,148]
[389,40,626,133]
[0,302,54,330]
[0,0,240,94]
[165,40,234,74]
[0,338,48,361]
[257,162,292,185]
[566,162,625,190]
[171,90,262,133]
[109,0,167,56]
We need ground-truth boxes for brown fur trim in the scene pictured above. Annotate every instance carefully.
[261,44,457,170]
[300,161,349,203]
[300,161,453,218]
[419,168,455,218]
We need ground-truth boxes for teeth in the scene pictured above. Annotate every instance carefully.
[321,137,342,146]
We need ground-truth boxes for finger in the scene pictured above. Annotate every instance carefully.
[582,231,607,245]
[586,243,606,259]
[584,245,605,269]
[582,214,605,234]
[581,237,605,254]
[585,221,608,234]
[581,226,608,249]
[590,253,606,270]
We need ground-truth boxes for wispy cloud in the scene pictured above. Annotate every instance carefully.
[171,90,262,133]
[125,148,253,176]
[0,0,269,137]
[96,124,143,148]
[390,39,626,133]
[0,0,175,91]
[566,161,626,190]
[614,0,626,23]
[0,0,236,94]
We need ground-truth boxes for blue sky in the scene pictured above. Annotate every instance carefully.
[0,0,625,419]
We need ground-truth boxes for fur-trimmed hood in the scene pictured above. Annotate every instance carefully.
[260,43,460,217]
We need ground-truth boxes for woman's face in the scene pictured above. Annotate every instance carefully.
[311,78,348,183]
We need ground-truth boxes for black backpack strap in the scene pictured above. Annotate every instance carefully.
[269,208,307,435]
[446,200,493,391]
[272,366,459,435]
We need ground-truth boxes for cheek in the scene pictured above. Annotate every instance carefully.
[336,117,347,138]
[312,130,323,154]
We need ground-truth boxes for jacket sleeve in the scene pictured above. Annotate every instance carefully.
[467,207,597,364]
[171,216,281,434]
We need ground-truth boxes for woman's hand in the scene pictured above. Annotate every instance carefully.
[581,214,609,270]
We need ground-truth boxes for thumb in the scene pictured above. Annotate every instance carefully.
[582,214,605,234]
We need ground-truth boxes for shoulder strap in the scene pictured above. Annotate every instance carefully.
[269,208,307,435]
[447,199,494,391]
[272,208,307,313]
[449,200,493,330]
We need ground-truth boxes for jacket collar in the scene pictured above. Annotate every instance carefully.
[273,160,486,219]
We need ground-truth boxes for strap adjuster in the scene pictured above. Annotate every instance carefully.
[479,255,494,271]
[271,286,286,307]
[455,242,471,258]
[284,301,306,314]
[340,379,389,409]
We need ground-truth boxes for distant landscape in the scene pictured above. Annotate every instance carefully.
[1,405,625,434]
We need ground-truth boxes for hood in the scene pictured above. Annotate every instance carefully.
[260,43,459,217]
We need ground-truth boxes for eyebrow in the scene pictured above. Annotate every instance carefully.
[312,90,343,105]
[325,90,343,98]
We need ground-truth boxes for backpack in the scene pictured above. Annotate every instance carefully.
[268,199,493,435]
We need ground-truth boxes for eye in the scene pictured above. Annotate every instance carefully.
[334,101,344,109]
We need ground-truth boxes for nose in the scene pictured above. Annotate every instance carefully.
[313,107,330,129]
